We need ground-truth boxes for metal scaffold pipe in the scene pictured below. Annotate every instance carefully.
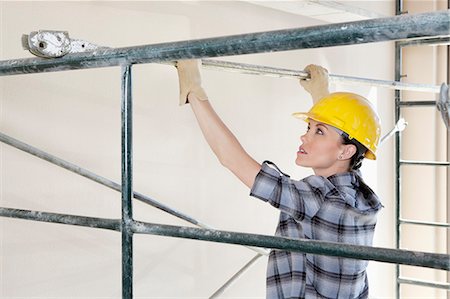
[0,206,448,271]
[0,131,201,225]
[209,253,263,298]
[200,60,442,93]
[397,36,450,47]
[0,131,268,256]
[132,221,450,271]
[120,64,133,298]
[0,11,448,76]
[0,207,121,231]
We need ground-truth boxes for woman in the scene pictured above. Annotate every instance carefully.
[175,60,383,299]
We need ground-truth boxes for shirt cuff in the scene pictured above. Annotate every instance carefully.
[250,160,288,202]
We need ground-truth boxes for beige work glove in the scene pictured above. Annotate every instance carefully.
[299,64,330,103]
[176,59,208,105]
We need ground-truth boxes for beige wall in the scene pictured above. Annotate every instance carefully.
[2,1,445,298]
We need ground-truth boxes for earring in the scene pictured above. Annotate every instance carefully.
[338,155,343,160]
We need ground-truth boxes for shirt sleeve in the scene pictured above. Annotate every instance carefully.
[250,161,329,221]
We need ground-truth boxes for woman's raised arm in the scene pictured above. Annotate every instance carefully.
[176,60,261,189]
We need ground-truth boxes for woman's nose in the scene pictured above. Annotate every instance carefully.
[300,133,306,143]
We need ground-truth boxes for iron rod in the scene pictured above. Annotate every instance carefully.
[394,37,403,299]
[209,253,263,298]
[400,160,450,166]
[0,207,120,231]
[400,219,450,228]
[121,64,133,299]
[446,16,450,297]
[0,132,204,226]
[397,277,450,290]
[200,59,441,93]
[131,221,450,271]
[398,36,450,47]
[0,131,268,256]
[398,100,436,106]
[0,208,448,271]
[0,11,448,76]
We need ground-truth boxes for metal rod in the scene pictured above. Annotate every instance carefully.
[446,15,450,297]
[121,64,133,299]
[394,35,403,299]
[398,100,437,106]
[1,207,448,271]
[0,207,121,231]
[0,131,268,256]
[200,59,441,93]
[0,11,448,76]
[131,221,450,271]
[209,253,263,298]
[0,132,203,226]
[398,36,450,48]
[400,160,450,166]
[398,277,450,290]
[400,219,450,228]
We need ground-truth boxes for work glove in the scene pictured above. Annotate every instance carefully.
[176,59,208,105]
[300,64,330,102]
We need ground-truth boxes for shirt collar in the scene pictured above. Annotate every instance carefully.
[326,170,360,187]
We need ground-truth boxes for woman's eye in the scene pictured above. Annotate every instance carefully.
[316,129,323,135]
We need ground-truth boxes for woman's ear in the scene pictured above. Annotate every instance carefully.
[339,144,357,160]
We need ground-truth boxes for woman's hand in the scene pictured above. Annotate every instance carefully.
[176,60,208,105]
[300,64,330,104]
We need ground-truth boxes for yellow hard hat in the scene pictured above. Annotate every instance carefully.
[293,92,381,160]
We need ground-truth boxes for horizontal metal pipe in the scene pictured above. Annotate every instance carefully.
[0,11,448,76]
[398,100,437,106]
[201,60,441,93]
[1,207,448,271]
[0,207,121,231]
[398,277,450,290]
[400,219,450,228]
[398,36,450,47]
[131,221,450,271]
[400,160,450,166]
[0,131,268,256]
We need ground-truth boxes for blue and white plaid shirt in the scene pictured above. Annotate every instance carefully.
[250,161,382,299]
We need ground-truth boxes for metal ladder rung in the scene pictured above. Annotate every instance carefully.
[400,219,450,228]
[397,277,450,290]
[400,160,450,167]
[398,100,436,106]
[397,36,450,47]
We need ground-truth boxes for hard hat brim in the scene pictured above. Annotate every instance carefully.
[292,112,310,121]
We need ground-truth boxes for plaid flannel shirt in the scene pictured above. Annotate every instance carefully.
[250,161,382,299]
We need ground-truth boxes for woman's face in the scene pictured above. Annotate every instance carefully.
[296,119,348,176]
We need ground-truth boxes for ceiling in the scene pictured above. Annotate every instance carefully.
[246,0,387,23]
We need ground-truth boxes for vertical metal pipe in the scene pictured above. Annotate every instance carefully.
[394,3,404,299]
[121,64,133,299]
[446,4,450,294]
[394,40,402,299]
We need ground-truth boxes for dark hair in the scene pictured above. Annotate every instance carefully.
[340,132,367,170]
